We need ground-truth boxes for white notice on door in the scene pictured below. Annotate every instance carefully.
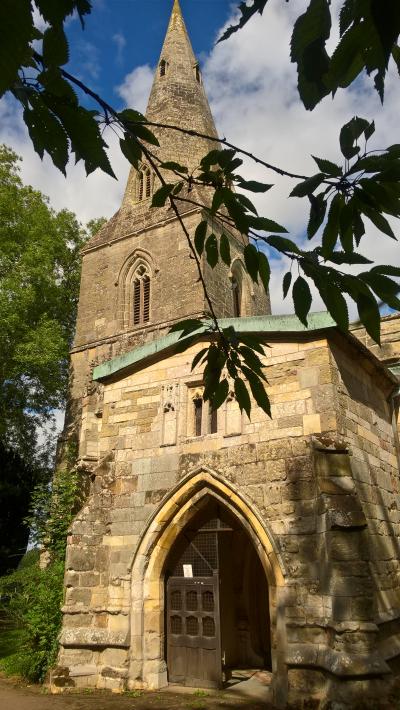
[183,564,193,578]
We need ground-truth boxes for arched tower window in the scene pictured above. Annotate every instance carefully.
[138,165,153,201]
[194,63,201,83]
[132,264,151,325]
[160,59,167,77]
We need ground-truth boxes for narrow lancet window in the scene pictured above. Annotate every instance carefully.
[160,59,167,77]
[194,397,203,437]
[194,63,201,83]
[232,277,241,317]
[209,405,218,434]
[132,264,151,325]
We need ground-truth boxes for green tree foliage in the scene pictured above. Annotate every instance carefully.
[0,447,83,682]
[0,442,41,575]
[1,1,400,417]
[0,145,86,457]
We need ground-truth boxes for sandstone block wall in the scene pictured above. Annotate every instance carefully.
[55,331,400,705]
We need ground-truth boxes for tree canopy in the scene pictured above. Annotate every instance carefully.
[1,0,400,417]
[0,145,87,458]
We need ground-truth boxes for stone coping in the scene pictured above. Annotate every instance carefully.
[93,311,398,386]
[93,311,336,381]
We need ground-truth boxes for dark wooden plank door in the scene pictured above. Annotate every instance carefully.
[166,575,222,688]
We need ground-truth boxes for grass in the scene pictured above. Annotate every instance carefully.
[0,626,25,676]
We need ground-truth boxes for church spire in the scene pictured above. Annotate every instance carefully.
[144,0,219,170]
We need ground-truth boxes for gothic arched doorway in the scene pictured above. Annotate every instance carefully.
[164,498,271,688]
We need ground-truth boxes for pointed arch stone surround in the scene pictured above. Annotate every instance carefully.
[127,467,288,705]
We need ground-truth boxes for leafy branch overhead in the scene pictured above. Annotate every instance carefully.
[1,0,399,418]
[220,0,400,109]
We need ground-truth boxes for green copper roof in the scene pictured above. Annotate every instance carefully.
[93,311,336,382]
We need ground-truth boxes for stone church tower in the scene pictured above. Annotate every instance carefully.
[54,1,400,706]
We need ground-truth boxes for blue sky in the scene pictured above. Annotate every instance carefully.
[65,0,233,105]
[2,0,398,318]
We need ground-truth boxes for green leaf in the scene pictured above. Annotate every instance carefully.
[236,192,258,216]
[307,192,327,238]
[326,251,372,265]
[191,348,209,372]
[370,265,400,277]
[312,156,343,176]
[326,23,365,93]
[362,207,396,239]
[210,378,229,410]
[0,0,33,99]
[319,283,349,331]
[160,161,188,173]
[205,233,218,268]
[283,272,292,299]
[119,135,142,168]
[218,0,268,42]
[42,25,69,67]
[357,291,381,344]
[244,244,259,282]
[225,196,249,233]
[238,334,266,355]
[241,365,271,417]
[290,0,331,110]
[290,173,325,197]
[200,149,223,168]
[339,116,371,160]
[194,220,208,256]
[23,96,69,175]
[37,68,78,105]
[151,183,174,207]
[42,98,116,178]
[234,377,251,418]
[258,252,271,294]
[266,236,300,254]
[248,216,288,233]
[393,45,400,76]
[293,275,312,326]
[220,233,231,266]
[321,193,344,256]
[129,122,159,146]
[237,179,273,193]
[238,345,266,379]
[118,108,147,123]
[359,272,400,306]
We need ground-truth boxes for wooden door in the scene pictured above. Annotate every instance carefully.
[166,575,222,688]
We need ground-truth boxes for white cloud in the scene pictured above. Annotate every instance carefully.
[112,32,126,65]
[116,65,154,114]
[202,0,400,316]
[0,95,128,224]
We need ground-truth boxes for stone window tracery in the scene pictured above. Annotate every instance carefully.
[137,165,153,202]
[117,250,154,330]
[188,387,218,437]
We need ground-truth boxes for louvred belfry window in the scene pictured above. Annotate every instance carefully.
[132,264,151,325]
[138,166,153,201]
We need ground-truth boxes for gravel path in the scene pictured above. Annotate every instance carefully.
[0,677,273,710]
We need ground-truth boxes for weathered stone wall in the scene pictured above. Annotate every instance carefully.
[56,332,400,704]
[351,312,400,365]
[329,338,400,616]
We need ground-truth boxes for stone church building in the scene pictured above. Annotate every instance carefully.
[53,1,400,706]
